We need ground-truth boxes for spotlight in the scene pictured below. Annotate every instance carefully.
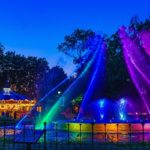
[100,114,104,119]
[120,98,126,105]
[99,99,105,108]
[58,91,61,94]
[120,113,125,120]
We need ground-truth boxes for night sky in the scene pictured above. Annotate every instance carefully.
[0,0,149,74]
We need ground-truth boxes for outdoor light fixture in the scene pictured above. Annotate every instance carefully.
[99,99,105,108]
[120,113,125,120]
[58,91,61,94]
[120,98,126,105]
[100,114,104,119]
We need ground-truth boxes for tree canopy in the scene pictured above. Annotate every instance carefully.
[58,28,94,64]
[0,16,149,101]
[58,17,150,99]
[0,49,67,100]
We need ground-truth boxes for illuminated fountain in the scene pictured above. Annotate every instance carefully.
[119,27,150,114]
[140,30,150,56]
[14,30,150,144]
[16,34,103,129]
[77,39,106,121]
[36,35,106,129]
[54,29,150,143]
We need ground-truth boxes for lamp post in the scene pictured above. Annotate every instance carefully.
[142,122,145,150]
[58,91,61,95]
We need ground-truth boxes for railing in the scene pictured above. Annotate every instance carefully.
[0,121,150,150]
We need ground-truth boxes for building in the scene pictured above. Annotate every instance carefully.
[0,86,38,119]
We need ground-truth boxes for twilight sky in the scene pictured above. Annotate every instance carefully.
[0,0,149,74]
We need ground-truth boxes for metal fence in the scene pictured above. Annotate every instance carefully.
[1,122,150,150]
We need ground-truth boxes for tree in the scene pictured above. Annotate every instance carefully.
[58,28,94,64]
[37,66,68,99]
[104,33,131,98]
[129,16,150,31]
[104,16,150,99]
[1,52,46,99]
[0,43,4,90]
[0,43,4,56]
[0,43,69,100]
[103,16,150,99]
[129,15,140,30]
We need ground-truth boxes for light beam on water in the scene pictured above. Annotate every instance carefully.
[16,36,97,129]
[119,27,150,114]
[36,35,102,129]
[77,38,107,121]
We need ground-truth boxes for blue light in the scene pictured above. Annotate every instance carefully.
[98,99,105,121]
[118,98,127,121]
[77,38,106,120]
[120,112,125,120]
[99,99,105,108]
[100,114,104,119]
[120,98,126,105]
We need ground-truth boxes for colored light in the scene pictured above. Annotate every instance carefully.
[100,114,104,119]
[36,36,103,129]
[99,99,105,108]
[119,27,150,114]
[120,113,125,120]
[120,98,126,105]
[58,91,61,94]
[77,38,106,120]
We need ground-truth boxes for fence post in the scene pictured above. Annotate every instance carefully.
[27,144,31,150]
[116,123,119,150]
[67,123,70,149]
[23,123,25,141]
[104,123,106,149]
[3,121,6,150]
[142,122,145,150]
[13,123,16,150]
[44,122,47,150]
[55,123,58,150]
[129,124,132,150]
[79,123,82,149]
[91,123,94,150]
[33,123,35,141]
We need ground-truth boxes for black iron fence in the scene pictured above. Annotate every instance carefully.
[0,121,150,150]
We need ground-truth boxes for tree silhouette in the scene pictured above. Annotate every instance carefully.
[58,28,94,64]
[0,47,67,100]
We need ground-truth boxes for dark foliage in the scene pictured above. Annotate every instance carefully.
[58,17,150,99]
[58,28,94,64]
[130,16,150,31]
[0,16,149,101]
[37,66,68,99]
[104,33,134,98]
[0,49,67,100]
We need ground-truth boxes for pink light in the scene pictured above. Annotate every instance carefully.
[119,27,150,114]
[139,30,150,56]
